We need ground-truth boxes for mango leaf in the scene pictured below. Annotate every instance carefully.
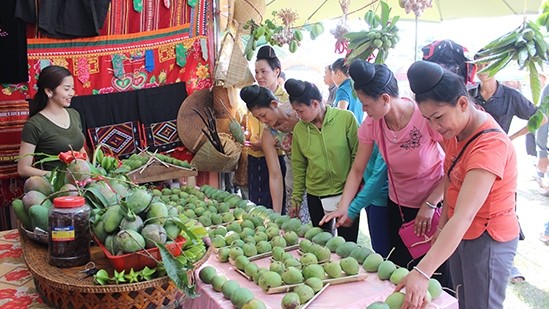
[380,1,391,27]
[528,110,544,132]
[83,186,110,209]
[539,95,549,115]
[156,241,198,298]
[529,61,541,105]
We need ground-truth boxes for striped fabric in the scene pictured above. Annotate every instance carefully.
[0,100,28,179]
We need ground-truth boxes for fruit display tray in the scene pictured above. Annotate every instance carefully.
[93,235,187,272]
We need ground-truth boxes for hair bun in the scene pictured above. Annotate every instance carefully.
[284,78,306,97]
[240,85,261,104]
[349,59,376,87]
[407,61,444,94]
[257,45,277,60]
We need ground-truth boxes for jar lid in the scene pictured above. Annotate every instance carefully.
[53,196,86,208]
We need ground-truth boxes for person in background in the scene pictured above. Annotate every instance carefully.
[534,73,549,192]
[398,60,518,309]
[469,59,547,284]
[285,78,360,241]
[331,58,364,123]
[328,59,451,288]
[421,39,476,87]
[278,71,286,88]
[469,61,545,142]
[240,85,310,222]
[246,45,288,208]
[18,65,86,177]
[323,65,337,107]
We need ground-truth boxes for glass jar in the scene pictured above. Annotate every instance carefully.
[48,196,91,268]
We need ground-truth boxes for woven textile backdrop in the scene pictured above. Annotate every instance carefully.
[0,0,209,101]
[25,25,199,97]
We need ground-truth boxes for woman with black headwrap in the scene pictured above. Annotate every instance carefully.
[396,61,518,309]
[285,78,360,241]
[321,59,451,287]
[244,45,289,208]
[240,84,309,221]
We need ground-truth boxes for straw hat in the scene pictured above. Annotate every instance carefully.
[177,89,212,153]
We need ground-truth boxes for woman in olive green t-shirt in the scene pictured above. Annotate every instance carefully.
[18,65,86,177]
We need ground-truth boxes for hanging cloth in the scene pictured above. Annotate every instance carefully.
[0,0,28,83]
[16,0,112,38]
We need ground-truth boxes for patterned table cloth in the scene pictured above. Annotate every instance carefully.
[0,229,49,308]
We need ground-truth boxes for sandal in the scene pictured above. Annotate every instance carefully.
[510,266,525,284]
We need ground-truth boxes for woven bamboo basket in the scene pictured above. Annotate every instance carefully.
[177,89,213,153]
[20,231,211,309]
[190,133,242,172]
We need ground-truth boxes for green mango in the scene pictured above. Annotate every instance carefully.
[29,204,49,231]
[103,204,124,233]
[12,199,31,230]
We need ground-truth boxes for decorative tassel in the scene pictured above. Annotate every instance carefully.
[145,50,155,73]
[76,58,90,85]
[175,44,187,67]
[187,0,197,8]
[39,59,51,70]
[133,0,143,13]
[199,38,208,61]
[111,54,125,78]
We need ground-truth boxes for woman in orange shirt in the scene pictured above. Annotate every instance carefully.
[397,61,519,309]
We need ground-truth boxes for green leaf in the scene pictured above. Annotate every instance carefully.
[84,186,111,208]
[380,1,391,27]
[480,52,512,77]
[156,242,198,297]
[529,61,541,105]
[527,110,544,132]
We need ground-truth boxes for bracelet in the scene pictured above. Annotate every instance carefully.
[424,201,438,209]
[413,266,430,280]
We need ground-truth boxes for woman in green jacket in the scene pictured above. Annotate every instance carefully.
[285,78,360,241]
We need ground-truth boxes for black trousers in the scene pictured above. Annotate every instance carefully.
[387,198,453,289]
[307,193,360,242]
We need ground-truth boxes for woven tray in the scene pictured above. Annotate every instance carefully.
[20,231,211,309]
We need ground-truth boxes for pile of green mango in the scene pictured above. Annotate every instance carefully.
[92,187,184,255]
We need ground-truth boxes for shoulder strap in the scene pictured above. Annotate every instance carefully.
[447,128,502,178]
[378,119,406,222]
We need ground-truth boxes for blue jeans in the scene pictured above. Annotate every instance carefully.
[365,205,390,257]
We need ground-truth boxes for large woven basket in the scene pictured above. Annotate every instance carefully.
[190,133,242,172]
[20,231,211,309]
[177,89,213,153]
[232,0,266,27]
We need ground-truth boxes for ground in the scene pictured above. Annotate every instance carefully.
[356,129,549,309]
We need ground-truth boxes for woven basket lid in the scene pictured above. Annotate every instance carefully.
[232,0,266,26]
[177,88,213,153]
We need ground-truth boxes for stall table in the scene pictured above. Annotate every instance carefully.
[1,229,459,308]
[183,247,459,308]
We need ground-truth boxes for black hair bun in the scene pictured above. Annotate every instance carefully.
[284,78,306,97]
[407,61,444,94]
[240,85,261,104]
[257,45,277,60]
[349,59,376,87]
